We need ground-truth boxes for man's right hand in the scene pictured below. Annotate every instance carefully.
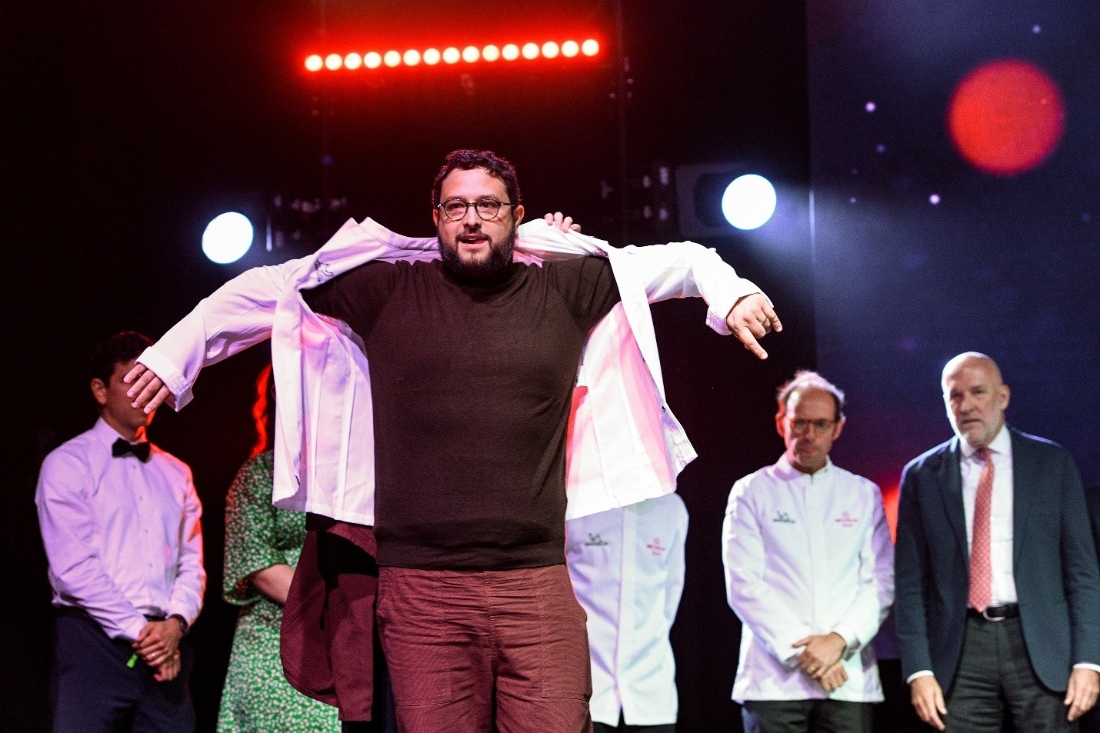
[153,649,181,682]
[910,675,947,730]
[817,661,848,692]
[124,363,173,413]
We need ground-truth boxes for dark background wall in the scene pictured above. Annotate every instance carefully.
[807,0,1100,499]
[4,1,813,730]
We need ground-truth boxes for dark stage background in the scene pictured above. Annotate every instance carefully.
[5,0,1095,730]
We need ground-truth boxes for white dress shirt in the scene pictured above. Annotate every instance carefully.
[722,455,894,703]
[566,494,688,726]
[138,217,765,523]
[36,418,206,641]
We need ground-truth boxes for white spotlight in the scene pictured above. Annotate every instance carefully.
[721,174,776,230]
[202,212,254,264]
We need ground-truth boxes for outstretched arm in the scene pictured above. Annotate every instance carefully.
[126,261,299,412]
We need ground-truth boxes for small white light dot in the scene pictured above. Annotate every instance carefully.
[1032,24,1042,34]
[849,197,857,204]
[865,101,876,112]
[929,194,941,205]
[876,143,886,153]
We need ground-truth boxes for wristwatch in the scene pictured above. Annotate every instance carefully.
[169,614,189,636]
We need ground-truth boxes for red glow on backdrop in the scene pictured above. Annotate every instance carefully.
[947,59,1065,176]
[304,39,600,72]
[881,482,898,543]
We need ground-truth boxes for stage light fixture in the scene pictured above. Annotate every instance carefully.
[304,39,601,73]
[674,164,780,238]
[202,213,254,265]
[721,174,776,230]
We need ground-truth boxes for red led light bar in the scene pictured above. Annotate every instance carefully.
[304,39,600,72]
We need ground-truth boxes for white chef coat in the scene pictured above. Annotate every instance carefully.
[35,418,206,641]
[139,217,765,523]
[722,455,894,703]
[566,494,688,726]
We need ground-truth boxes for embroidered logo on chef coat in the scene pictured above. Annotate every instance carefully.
[314,260,335,281]
[566,541,583,556]
[646,537,667,557]
[834,511,859,528]
[585,533,610,547]
[772,510,796,524]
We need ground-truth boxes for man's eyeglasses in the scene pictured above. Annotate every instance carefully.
[787,418,838,434]
[437,197,518,221]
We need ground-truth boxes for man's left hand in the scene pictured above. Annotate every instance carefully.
[1065,668,1100,721]
[792,632,847,680]
[543,212,581,233]
[726,293,782,359]
[817,661,849,693]
[133,618,184,667]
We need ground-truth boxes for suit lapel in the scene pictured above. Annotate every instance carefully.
[1010,428,1034,567]
[939,437,968,558]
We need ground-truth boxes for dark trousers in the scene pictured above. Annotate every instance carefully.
[945,615,1077,733]
[50,610,194,733]
[376,564,593,733]
[741,699,872,733]
[593,713,675,733]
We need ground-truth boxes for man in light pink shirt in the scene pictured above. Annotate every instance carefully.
[36,331,205,733]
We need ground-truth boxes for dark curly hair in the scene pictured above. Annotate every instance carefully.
[432,149,522,208]
[89,331,153,386]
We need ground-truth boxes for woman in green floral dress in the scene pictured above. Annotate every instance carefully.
[217,366,340,732]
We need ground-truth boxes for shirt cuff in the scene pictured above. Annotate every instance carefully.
[831,624,861,659]
[906,670,935,684]
[705,283,769,336]
[123,617,147,643]
[136,346,194,410]
[1073,663,1100,674]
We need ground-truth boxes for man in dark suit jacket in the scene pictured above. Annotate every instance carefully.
[895,352,1100,731]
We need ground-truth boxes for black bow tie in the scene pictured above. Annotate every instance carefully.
[112,438,151,462]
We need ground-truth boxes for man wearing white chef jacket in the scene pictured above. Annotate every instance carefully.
[722,371,894,733]
[567,493,688,733]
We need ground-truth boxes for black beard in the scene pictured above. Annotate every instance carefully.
[439,231,516,279]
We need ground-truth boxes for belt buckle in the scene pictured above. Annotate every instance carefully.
[981,607,1005,622]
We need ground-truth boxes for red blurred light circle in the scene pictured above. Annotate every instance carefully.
[561,41,579,58]
[403,49,421,66]
[364,52,382,69]
[443,47,461,64]
[462,46,480,63]
[542,41,560,58]
[324,53,342,70]
[305,55,323,72]
[482,45,500,62]
[522,42,539,60]
[344,53,362,70]
[384,50,401,67]
[502,44,520,61]
[581,39,599,56]
[947,59,1065,175]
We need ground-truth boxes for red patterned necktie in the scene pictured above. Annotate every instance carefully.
[968,447,994,612]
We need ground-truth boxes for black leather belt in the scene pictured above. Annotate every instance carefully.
[968,603,1019,621]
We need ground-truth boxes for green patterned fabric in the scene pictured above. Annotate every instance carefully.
[217,452,340,732]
